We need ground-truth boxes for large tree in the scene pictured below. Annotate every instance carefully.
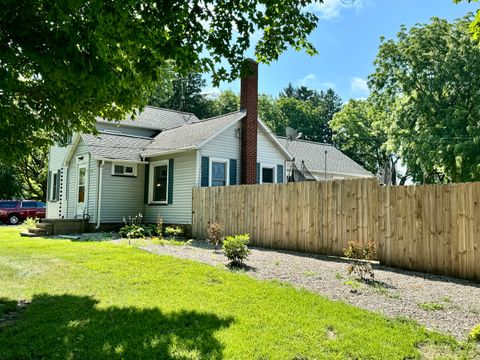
[0,0,321,163]
[369,16,480,183]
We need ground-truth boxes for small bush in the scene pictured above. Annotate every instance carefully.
[223,234,250,266]
[469,324,480,342]
[143,224,159,238]
[165,226,183,239]
[344,241,377,281]
[207,222,224,250]
[23,217,39,228]
[118,224,145,239]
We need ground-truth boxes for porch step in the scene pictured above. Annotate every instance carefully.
[36,223,53,230]
[27,228,48,235]
[20,231,41,238]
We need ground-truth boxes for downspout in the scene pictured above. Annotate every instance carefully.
[95,160,105,229]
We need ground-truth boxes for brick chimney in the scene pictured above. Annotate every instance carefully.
[240,59,258,185]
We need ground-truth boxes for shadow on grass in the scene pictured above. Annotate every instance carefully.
[0,294,233,359]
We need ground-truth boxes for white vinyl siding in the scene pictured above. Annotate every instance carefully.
[257,127,287,183]
[199,123,241,186]
[145,150,197,224]
[46,142,73,219]
[100,162,145,223]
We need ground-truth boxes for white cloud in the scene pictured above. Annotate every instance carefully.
[306,0,364,20]
[350,77,369,94]
[297,73,317,87]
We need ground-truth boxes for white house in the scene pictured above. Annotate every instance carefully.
[44,60,372,230]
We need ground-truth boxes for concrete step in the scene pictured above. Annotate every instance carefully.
[28,228,48,235]
[20,231,41,237]
[36,223,53,229]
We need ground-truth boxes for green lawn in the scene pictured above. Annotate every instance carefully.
[0,227,474,359]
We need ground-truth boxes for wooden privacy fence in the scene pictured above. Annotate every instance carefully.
[191,179,480,281]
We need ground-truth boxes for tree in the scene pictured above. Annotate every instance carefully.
[0,165,23,199]
[258,95,287,135]
[208,90,240,118]
[369,16,480,183]
[0,0,321,163]
[330,99,403,184]
[453,1,480,39]
[148,73,213,119]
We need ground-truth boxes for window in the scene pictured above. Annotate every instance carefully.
[262,167,274,183]
[37,202,46,208]
[149,160,169,204]
[21,202,37,208]
[112,163,137,176]
[0,201,18,208]
[209,158,229,187]
[78,167,86,203]
[260,164,276,184]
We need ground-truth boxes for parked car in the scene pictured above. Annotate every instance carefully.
[0,201,46,225]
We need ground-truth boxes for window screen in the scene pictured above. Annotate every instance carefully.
[262,168,274,184]
[153,164,168,202]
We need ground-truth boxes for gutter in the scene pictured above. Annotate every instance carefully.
[95,160,105,229]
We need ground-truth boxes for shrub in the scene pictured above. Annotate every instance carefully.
[165,226,183,239]
[118,224,145,239]
[23,217,39,228]
[207,222,224,250]
[143,224,159,238]
[344,241,378,281]
[469,324,480,342]
[223,234,250,266]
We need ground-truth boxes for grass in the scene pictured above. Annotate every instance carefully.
[419,302,446,312]
[0,227,475,359]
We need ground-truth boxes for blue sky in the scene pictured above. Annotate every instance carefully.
[206,0,479,101]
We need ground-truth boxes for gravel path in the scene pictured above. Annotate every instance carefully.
[141,241,480,340]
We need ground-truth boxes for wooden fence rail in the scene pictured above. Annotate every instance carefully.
[191,179,480,281]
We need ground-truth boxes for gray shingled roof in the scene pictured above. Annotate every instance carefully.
[277,137,373,177]
[142,111,245,157]
[96,106,199,131]
[82,133,152,162]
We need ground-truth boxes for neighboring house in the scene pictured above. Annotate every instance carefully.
[277,137,373,181]
[46,61,290,227]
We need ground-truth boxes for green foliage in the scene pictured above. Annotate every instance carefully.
[469,324,480,342]
[207,222,224,250]
[118,225,145,239]
[0,0,321,163]
[419,302,445,312]
[165,226,184,239]
[370,16,480,183]
[22,217,39,229]
[223,234,251,266]
[0,165,23,199]
[330,99,395,180]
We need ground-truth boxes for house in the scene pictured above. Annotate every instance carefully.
[45,61,291,228]
[45,60,372,230]
[277,137,374,181]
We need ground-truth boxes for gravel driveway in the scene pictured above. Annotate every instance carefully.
[141,241,480,340]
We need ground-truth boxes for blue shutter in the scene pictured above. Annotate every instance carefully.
[47,171,52,201]
[144,165,149,204]
[256,163,260,184]
[229,159,237,185]
[168,159,174,204]
[201,156,209,187]
[277,165,284,183]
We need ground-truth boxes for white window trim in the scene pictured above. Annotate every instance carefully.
[75,155,89,216]
[260,163,277,184]
[148,160,169,204]
[111,162,138,177]
[209,157,230,187]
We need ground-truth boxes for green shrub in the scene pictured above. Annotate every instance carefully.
[469,324,480,342]
[165,226,183,239]
[118,225,145,239]
[418,302,444,311]
[223,234,250,266]
[23,217,39,229]
[143,224,159,238]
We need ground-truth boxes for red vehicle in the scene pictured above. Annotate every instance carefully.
[0,200,46,225]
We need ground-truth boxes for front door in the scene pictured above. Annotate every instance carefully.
[76,163,88,217]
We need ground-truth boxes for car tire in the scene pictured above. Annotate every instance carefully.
[8,214,20,225]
